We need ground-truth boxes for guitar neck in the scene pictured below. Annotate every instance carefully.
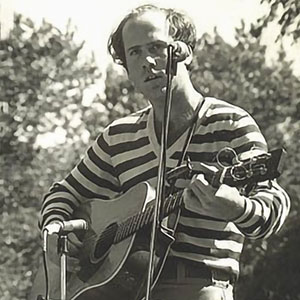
[114,190,184,243]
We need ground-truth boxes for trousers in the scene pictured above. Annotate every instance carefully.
[151,278,234,300]
[150,257,235,300]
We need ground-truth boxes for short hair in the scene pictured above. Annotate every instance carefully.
[107,4,197,69]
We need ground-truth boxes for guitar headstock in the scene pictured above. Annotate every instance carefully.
[167,148,286,190]
[179,148,286,189]
[213,148,286,187]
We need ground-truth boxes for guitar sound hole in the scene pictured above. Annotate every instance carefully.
[93,222,118,260]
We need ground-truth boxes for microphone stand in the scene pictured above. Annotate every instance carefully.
[57,234,68,300]
[39,232,69,300]
[40,220,88,300]
[145,45,177,300]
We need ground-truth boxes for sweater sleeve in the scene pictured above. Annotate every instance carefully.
[227,110,290,239]
[232,179,290,239]
[39,129,121,230]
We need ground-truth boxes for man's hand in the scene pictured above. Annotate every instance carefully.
[183,173,245,221]
[46,232,83,273]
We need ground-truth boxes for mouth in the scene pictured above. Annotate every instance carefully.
[144,73,161,82]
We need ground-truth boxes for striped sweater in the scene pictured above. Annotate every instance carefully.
[40,97,290,276]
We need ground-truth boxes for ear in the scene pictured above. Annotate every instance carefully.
[184,46,193,66]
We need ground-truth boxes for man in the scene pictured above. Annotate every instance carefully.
[37,4,290,300]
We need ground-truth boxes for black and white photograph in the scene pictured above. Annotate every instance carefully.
[0,0,299,299]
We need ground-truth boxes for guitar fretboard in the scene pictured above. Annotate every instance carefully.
[114,190,184,243]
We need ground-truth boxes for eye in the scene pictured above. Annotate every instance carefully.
[129,48,140,56]
[150,43,162,52]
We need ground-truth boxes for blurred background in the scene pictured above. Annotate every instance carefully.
[0,0,299,299]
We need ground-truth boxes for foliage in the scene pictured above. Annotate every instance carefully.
[252,0,300,41]
[242,217,300,300]
[0,14,103,299]
[104,65,147,122]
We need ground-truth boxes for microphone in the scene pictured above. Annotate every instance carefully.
[170,41,191,62]
[44,219,88,235]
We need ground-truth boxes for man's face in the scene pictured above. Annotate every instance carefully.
[122,11,174,101]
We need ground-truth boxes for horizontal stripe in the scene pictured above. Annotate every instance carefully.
[96,134,111,156]
[122,166,158,192]
[234,141,268,155]
[171,150,216,162]
[65,174,107,199]
[87,147,115,175]
[192,124,260,144]
[172,242,209,256]
[118,159,158,187]
[176,223,244,243]
[176,232,243,253]
[41,197,78,215]
[170,250,240,274]
[42,188,80,204]
[39,216,65,229]
[108,137,150,157]
[48,183,72,194]
[115,151,156,175]
[197,115,249,135]
[172,242,241,260]
[77,160,120,193]
[180,207,225,222]
[112,143,153,165]
[230,131,267,149]
[201,111,246,127]
[41,211,70,227]
[109,107,150,127]
[179,215,241,234]
[109,121,147,135]
[84,155,119,189]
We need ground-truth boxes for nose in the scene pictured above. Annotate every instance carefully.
[143,55,156,70]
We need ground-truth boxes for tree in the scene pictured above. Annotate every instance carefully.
[252,0,300,41]
[0,14,103,299]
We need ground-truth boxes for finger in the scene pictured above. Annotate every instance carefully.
[191,162,221,187]
[183,188,204,211]
[67,256,81,273]
[189,178,206,200]
[191,162,218,175]
[190,174,218,202]
[68,233,83,256]
[68,232,83,248]
[174,178,190,189]
[190,174,209,190]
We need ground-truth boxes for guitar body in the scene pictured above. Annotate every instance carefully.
[29,182,176,300]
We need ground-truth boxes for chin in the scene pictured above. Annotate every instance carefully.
[143,90,166,101]
[152,84,167,94]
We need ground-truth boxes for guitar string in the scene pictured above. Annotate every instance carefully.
[107,190,183,243]
[74,190,184,250]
